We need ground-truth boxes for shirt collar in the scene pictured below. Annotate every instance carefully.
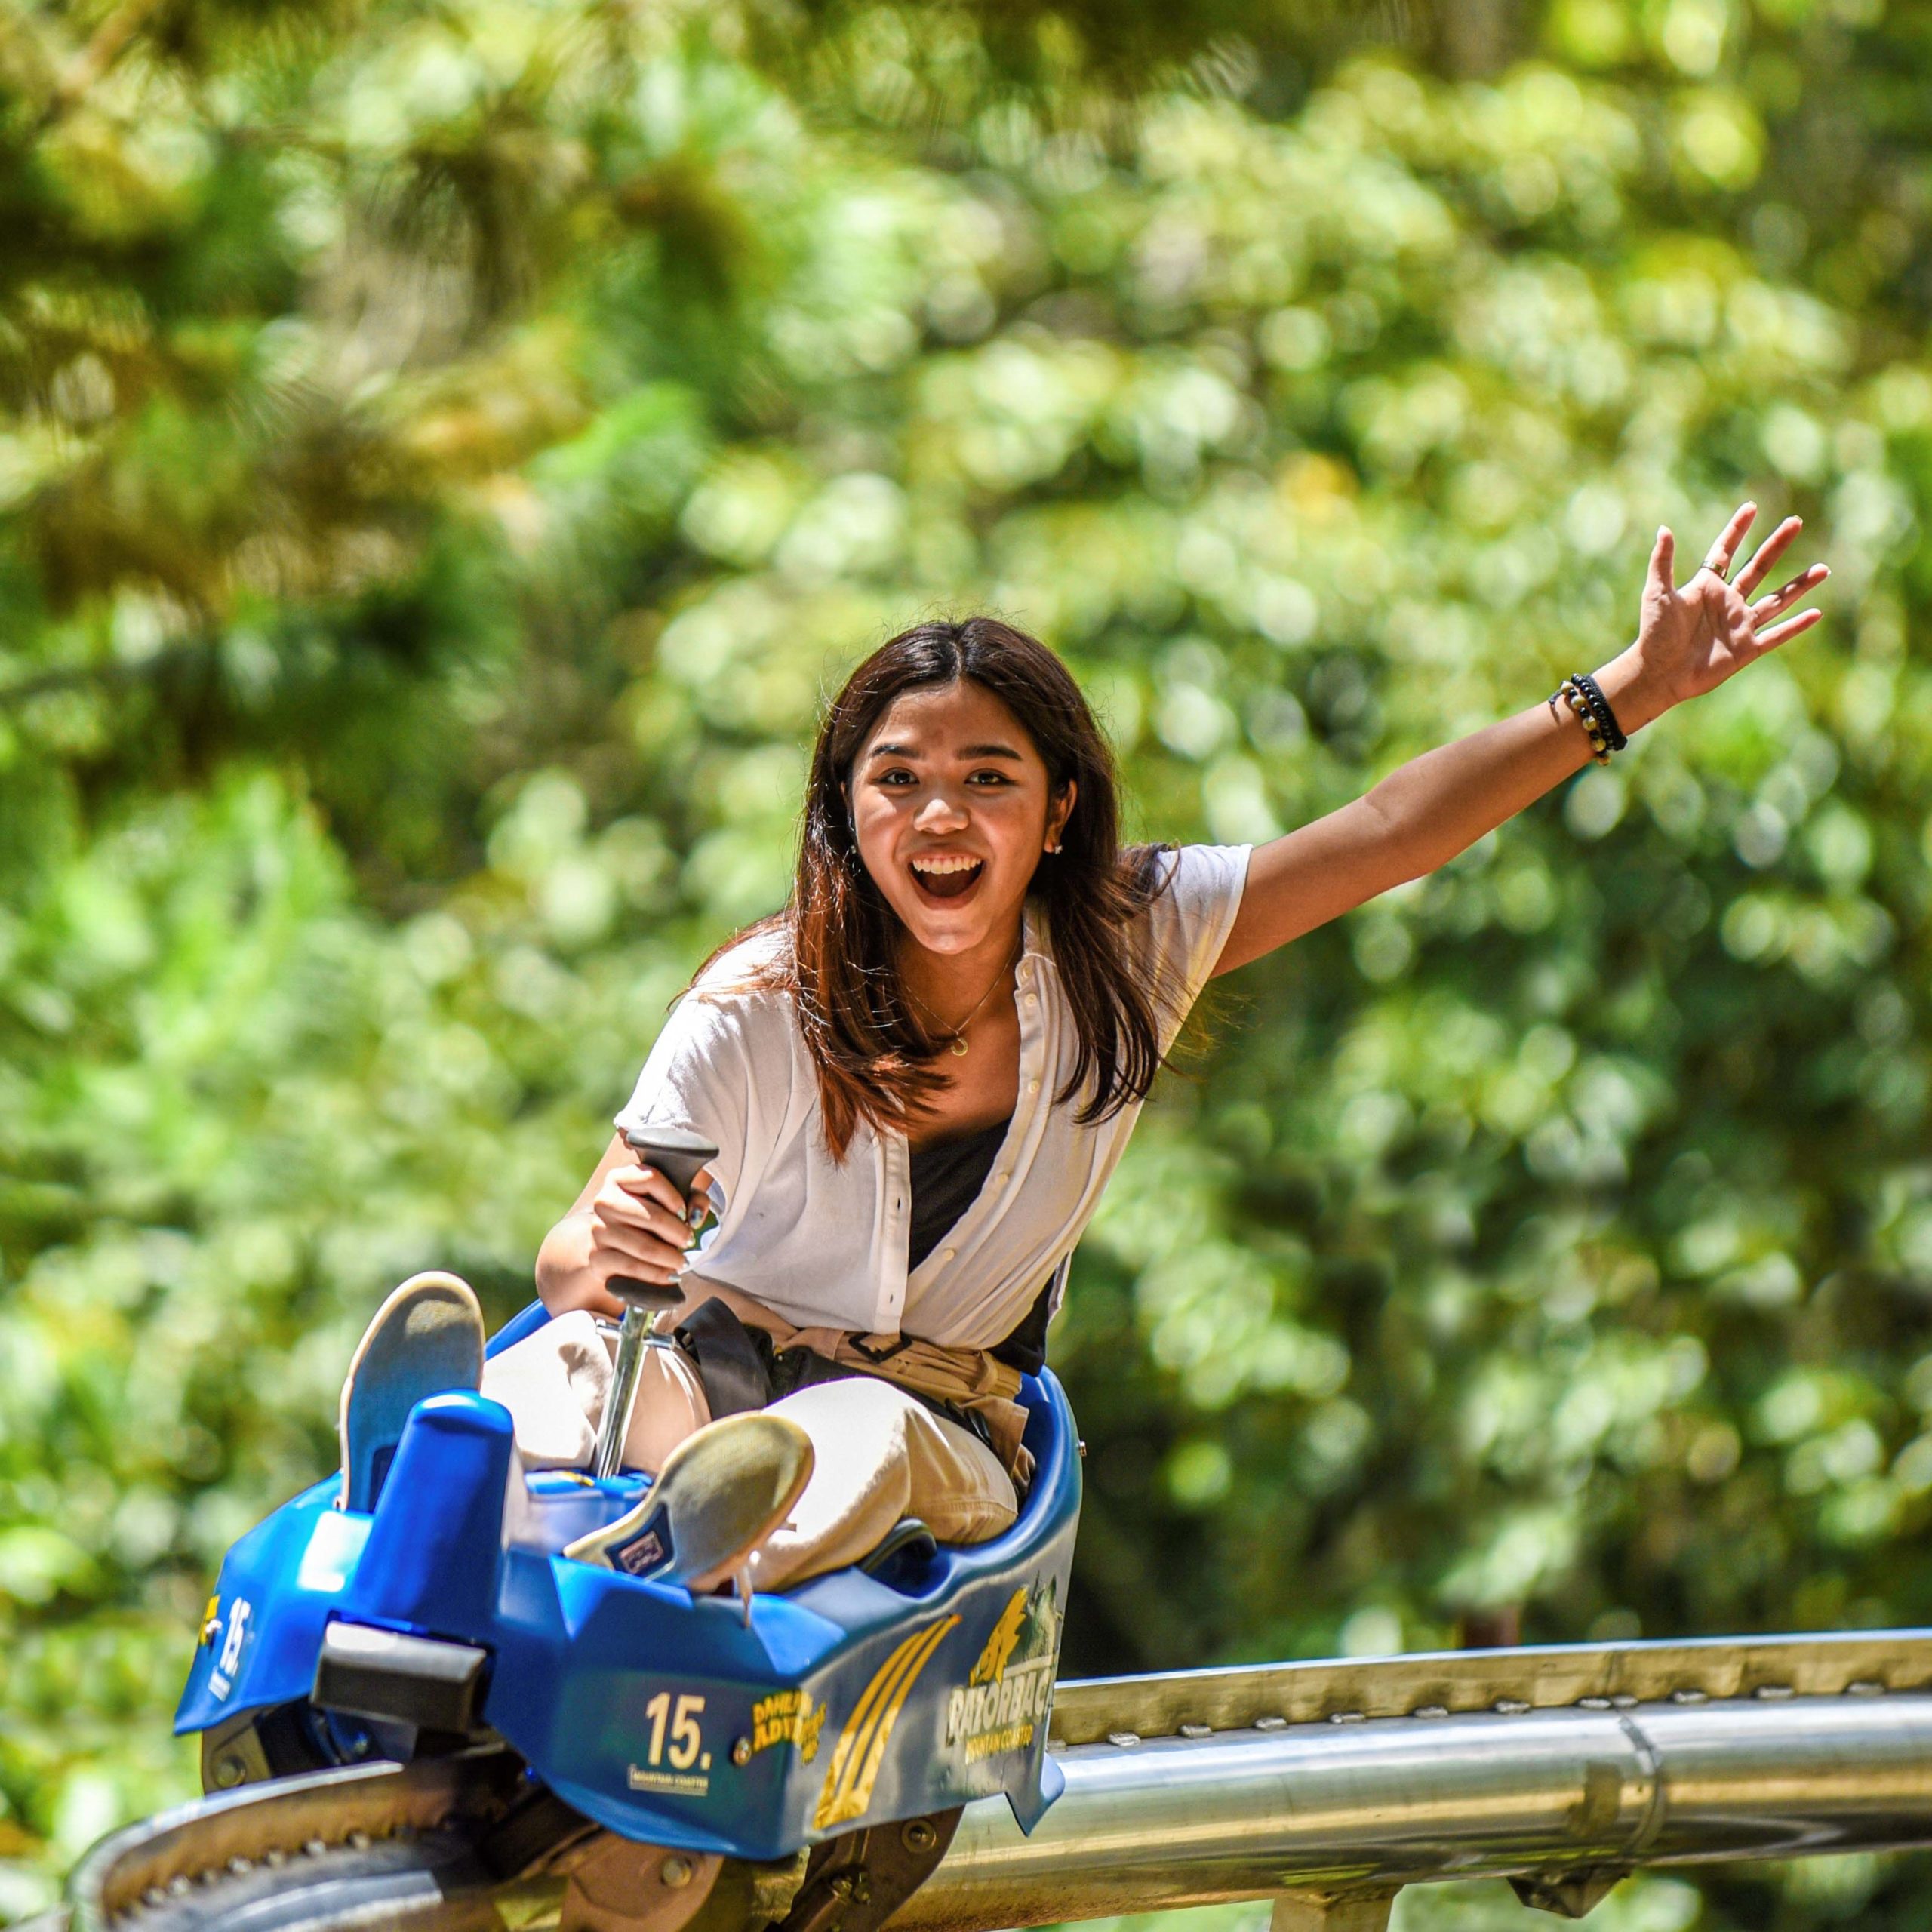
[1021,898,1052,963]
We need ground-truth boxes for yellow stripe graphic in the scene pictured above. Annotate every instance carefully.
[820,1627,925,1801]
[817,1621,947,1827]
[813,1614,960,1829]
[846,1617,956,1818]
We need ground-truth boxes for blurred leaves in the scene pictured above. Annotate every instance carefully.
[8,2,1932,1929]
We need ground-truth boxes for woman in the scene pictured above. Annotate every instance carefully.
[355,504,1825,1600]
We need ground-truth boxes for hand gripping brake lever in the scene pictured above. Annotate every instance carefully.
[592,1126,719,1481]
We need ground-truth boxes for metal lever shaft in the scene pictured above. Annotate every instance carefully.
[593,1300,667,1481]
[592,1127,718,1481]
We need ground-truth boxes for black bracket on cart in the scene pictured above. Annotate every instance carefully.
[773,1808,963,1932]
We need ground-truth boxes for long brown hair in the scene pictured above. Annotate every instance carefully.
[712,617,1176,1158]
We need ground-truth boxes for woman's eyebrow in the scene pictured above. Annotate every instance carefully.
[863,740,1023,761]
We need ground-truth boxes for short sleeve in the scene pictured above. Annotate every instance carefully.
[612,987,764,1207]
[1144,843,1251,1049]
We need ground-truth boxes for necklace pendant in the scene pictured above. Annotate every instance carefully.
[949,1035,970,1057]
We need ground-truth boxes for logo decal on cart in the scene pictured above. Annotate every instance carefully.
[208,1596,253,1702]
[813,1615,960,1829]
[628,1691,714,1798]
[946,1578,1060,1764]
[749,1688,826,1763]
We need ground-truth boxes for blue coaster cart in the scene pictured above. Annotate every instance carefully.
[174,1299,1081,1871]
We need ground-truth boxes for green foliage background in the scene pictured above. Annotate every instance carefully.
[3,0,1932,1924]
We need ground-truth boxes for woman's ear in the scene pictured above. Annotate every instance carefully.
[1045,779,1077,854]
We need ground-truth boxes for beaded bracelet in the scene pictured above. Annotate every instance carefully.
[1546,676,1623,764]
[1553,684,1615,764]
[1569,671,1628,753]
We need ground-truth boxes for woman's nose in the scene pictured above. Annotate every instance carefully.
[913,793,969,831]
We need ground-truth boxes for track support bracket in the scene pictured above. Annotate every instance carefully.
[1272,1887,1399,1932]
[1509,1867,1630,1918]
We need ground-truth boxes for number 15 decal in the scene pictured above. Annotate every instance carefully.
[643,1691,709,1770]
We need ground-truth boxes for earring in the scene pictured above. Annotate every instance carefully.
[1044,841,1061,854]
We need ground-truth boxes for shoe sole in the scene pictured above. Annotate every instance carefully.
[339,1272,485,1511]
[564,1413,814,1593]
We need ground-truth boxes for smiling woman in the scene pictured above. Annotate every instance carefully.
[506,617,1244,1588]
[497,505,1825,1597]
[782,629,1177,1158]
[869,711,1044,906]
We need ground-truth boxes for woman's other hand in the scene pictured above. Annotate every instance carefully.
[589,1160,713,1294]
[1600,504,1829,731]
[537,1135,715,1317]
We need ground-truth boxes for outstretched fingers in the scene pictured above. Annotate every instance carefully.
[1700,502,1758,584]
[1752,605,1826,654]
[1751,561,1831,626]
[1648,525,1678,597]
[1733,515,1805,598]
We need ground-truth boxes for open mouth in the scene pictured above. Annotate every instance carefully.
[909,854,985,903]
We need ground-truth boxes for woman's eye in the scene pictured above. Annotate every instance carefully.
[877,770,916,788]
[968,770,1014,786]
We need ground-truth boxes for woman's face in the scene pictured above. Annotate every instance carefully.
[848,680,1074,959]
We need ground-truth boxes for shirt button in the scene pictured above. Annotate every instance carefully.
[1024,993,1038,1008]
[994,1173,1008,1188]
[1027,1079,1040,1094]
[940,1247,955,1263]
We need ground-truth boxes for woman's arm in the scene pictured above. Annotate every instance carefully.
[544,977,759,1313]
[1214,504,1829,977]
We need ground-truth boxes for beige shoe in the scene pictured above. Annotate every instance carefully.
[338,1272,485,1511]
[564,1413,814,1617]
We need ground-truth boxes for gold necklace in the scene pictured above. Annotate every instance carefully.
[902,940,1020,1058]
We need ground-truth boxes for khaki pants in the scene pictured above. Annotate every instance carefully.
[481,1310,1017,1592]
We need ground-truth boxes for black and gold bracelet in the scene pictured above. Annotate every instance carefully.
[1549,677,1613,765]
[1568,671,1628,753]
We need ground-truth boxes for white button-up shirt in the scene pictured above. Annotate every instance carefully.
[614,844,1250,1349]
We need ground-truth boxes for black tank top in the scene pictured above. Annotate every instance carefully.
[907,1116,1054,1376]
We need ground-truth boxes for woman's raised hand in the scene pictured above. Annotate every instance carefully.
[1622,504,1829,722]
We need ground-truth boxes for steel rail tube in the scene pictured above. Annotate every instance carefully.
[896,1694,1932,1932]
[54,1635,1932,1932]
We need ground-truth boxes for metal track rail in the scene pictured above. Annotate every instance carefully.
[49,1630,1932,1932]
